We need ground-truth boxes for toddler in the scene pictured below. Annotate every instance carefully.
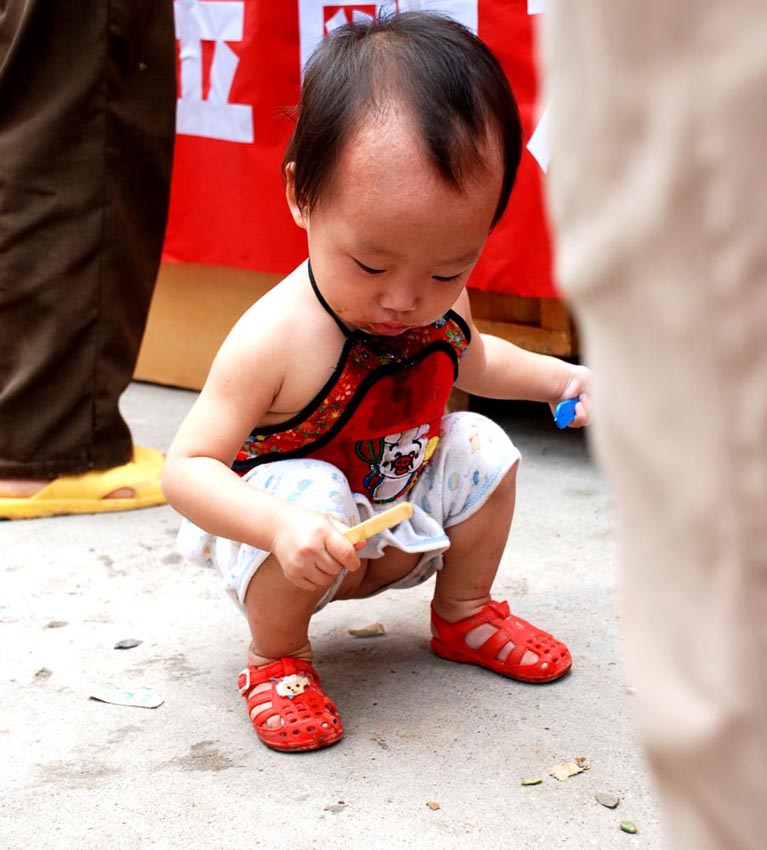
[163,11,591,753]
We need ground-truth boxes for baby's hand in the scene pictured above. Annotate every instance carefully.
[549,364,592,428]
[269,507,362,592]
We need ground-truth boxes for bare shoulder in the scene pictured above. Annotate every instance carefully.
[221,273,304,365]
[210,264,346,427]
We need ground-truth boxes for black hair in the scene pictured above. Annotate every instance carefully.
[283,11,522,228]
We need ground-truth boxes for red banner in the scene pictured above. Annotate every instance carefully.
[164,1,557,298]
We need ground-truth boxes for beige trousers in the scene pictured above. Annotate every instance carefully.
[541,3,767,849]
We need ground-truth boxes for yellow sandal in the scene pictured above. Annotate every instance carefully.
[0,446,166,520]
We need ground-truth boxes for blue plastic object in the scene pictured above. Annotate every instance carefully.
[554,397,579,429]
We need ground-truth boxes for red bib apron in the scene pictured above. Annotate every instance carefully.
[233,270,470,504]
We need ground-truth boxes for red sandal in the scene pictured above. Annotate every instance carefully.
[431,600,572,683]
[237,657,344,752]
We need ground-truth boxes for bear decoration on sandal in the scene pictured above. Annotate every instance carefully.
[273,673,312,699]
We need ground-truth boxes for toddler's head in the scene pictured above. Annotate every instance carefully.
[284,12,522,226]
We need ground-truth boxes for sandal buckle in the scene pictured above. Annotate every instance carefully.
[238,667,252,695]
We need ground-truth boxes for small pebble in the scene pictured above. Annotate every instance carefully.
[114,638,142,650]
[595,792,620,809]
[426,801,441,811]
[620,820,638,834]
[348,622,385,638]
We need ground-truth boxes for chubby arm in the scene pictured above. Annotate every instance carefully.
[161,306,360,591]
[453,290,591,426]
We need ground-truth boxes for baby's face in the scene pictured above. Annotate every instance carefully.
[287,108,503,335]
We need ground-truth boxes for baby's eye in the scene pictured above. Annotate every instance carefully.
[354,259,386,275]
[432,272,464,283]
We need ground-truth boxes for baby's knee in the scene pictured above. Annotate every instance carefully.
[416,412,520,524]
[495,457,519,492]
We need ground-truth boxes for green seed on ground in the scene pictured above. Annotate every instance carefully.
[620,820,638,834]
[520,778,543,786]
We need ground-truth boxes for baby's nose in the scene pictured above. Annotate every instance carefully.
[379,284,418,312]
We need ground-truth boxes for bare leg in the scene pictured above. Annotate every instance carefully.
[241,555,340,736]
[243,554,328,667]
[244,545,422,667]
[430,461,558,672]
[432,462,518,622]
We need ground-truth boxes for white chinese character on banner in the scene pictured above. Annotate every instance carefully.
[325,5,378,34]
[174,0,254,143]
[297,1,478,77]
[525,1,549,172]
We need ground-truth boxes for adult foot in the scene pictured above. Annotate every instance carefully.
[0,478,133,499]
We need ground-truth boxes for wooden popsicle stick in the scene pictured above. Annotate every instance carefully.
[343,502,414,545]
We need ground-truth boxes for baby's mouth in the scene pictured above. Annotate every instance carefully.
[366,321,411,336]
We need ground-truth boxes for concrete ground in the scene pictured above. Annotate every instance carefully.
[1,382,666,850]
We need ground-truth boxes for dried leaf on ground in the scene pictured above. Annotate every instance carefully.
[548,756,591,781]
[348,622,386,638]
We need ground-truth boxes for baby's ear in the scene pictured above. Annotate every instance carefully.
[284,162,307,229]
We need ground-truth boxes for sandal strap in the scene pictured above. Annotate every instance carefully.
[237,657,313,695]
[477,613,562,666]
[477,628,529,667]
[431,599,511,640]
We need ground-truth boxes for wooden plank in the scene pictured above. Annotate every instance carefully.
[539,297,572,331]
[474,318,573,356]
[469,289,577,356]
[468,289,540,325]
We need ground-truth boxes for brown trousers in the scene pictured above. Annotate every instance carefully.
[542,3,767,849]
[0,0,176,477]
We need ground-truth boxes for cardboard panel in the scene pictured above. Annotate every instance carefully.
[135,263,280,390]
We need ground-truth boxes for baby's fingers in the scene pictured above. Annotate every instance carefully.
[324,531,362,573]
[573,393,591,427]
[282,558,338,591]
[284,571,323,593]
